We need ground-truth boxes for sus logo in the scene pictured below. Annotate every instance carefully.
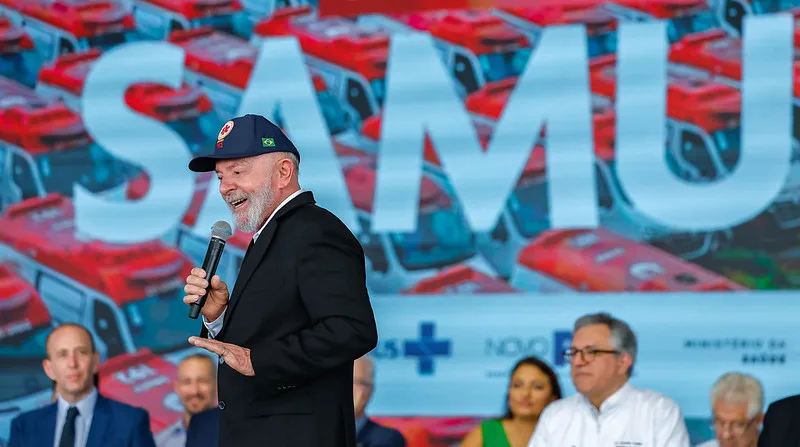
[217,120,234,149]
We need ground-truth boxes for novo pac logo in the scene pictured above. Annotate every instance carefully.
[372,321,452,376]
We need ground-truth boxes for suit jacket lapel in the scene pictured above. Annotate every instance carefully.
[37,403,57,447]
[86,395,110,447]
[221,191,316,333]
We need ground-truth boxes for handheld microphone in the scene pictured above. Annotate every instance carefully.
[188,220,233,319]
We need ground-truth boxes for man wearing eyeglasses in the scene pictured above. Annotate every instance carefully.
[527,312,690,447]
[697,372,763,447]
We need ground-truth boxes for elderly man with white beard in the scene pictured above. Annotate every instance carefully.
[181,114,378,447]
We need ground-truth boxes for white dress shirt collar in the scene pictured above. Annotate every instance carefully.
[57,386,98,420]
[253,189,305,242]
[54,387,98,447]
[581,380,634,415]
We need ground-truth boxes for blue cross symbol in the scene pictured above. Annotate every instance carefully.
[403,322,451,376]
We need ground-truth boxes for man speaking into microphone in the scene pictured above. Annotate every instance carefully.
[182,114,378,447]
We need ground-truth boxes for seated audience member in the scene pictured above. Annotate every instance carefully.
[156,355,218,447]
[185,408,219,447]
[10,323,156,447]
[528,312,690,447]
[354,355,407,447]
[461,356,562,447]
[758,393,800,447]
[698,372,763,447]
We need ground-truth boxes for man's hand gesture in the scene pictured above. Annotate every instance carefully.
[188,336,254,376]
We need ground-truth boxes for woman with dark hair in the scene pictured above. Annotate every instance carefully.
[460,356,562,447]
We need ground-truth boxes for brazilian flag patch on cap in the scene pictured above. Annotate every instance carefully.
[262,138,275,147]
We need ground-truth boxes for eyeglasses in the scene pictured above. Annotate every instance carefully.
[713,417,756,435]
[563,347,620,362]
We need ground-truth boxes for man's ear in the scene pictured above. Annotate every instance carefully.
[619,353,633,376]
[43,358,56,381]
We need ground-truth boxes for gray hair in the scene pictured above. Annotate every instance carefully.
[284,152,299,176]
[710,372,764,418]
[574,312,637,376]
[355,354,375,381]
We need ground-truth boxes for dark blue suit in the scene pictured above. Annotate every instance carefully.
[185,408,219,447]
[357,419,406,447]
[9,394,155,447]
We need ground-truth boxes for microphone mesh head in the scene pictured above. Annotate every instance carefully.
[211,221,233,241]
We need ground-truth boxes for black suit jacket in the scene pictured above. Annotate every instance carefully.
[186,408,219,447]
[201,191,378,447]
[357,419,407,447]
[758,394,800,447]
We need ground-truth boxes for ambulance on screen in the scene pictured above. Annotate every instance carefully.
[36,49,222,156]
[128,0,244,39]
[0,0,136,63]
[509,228,747,292]
[591,56,800,236]
[667,28,800,232]
[401,264,519,295]
[340,159,496,293]
[353,8,531,97]
[0,195,201,365]
[491,4,618,58]
[169,26,355,138]
[251,8,389,127]
[98,348,193,437]
[0,17,41,88]
[0,76,142,210]
[0,263,55,447]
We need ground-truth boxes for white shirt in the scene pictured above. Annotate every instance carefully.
[527,382,691,447]
[54,387,98,447]
[203,189,306,338]
[696,440,719,447]
[153,418,186,447]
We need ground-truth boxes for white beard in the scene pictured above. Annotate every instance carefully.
[228,182,275,233]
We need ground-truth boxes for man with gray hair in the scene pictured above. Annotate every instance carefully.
[527,312,689,447]
[697,372,763,447]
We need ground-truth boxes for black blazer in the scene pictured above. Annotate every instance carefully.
[186,408,219,447]
[201,191,378,447]
[758,394,800,447]
[357,419,407,447]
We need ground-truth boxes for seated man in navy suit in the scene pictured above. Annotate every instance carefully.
[354,355,407,447]
[186,407,219,447]
[160,355,218,447]
[9,323,156,447]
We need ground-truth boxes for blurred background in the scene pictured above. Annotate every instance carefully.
[0,0,798,445]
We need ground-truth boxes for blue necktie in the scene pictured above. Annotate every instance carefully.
[59,406,79,447]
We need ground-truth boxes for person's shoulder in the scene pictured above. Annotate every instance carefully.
[190,407,219,425]
[538,394,584,421]
[294,199,349,229]
[366,419,406,444]
[766,394,800,413]
[12,403,55,425]
[291,195,359,241]
[100,395,149,420]
[696,439,719,447]
[631,386,682,412]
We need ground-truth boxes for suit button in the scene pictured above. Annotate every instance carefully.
[218,400,226,410]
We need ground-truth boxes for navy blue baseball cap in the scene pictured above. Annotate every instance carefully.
[188,114,300,172]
